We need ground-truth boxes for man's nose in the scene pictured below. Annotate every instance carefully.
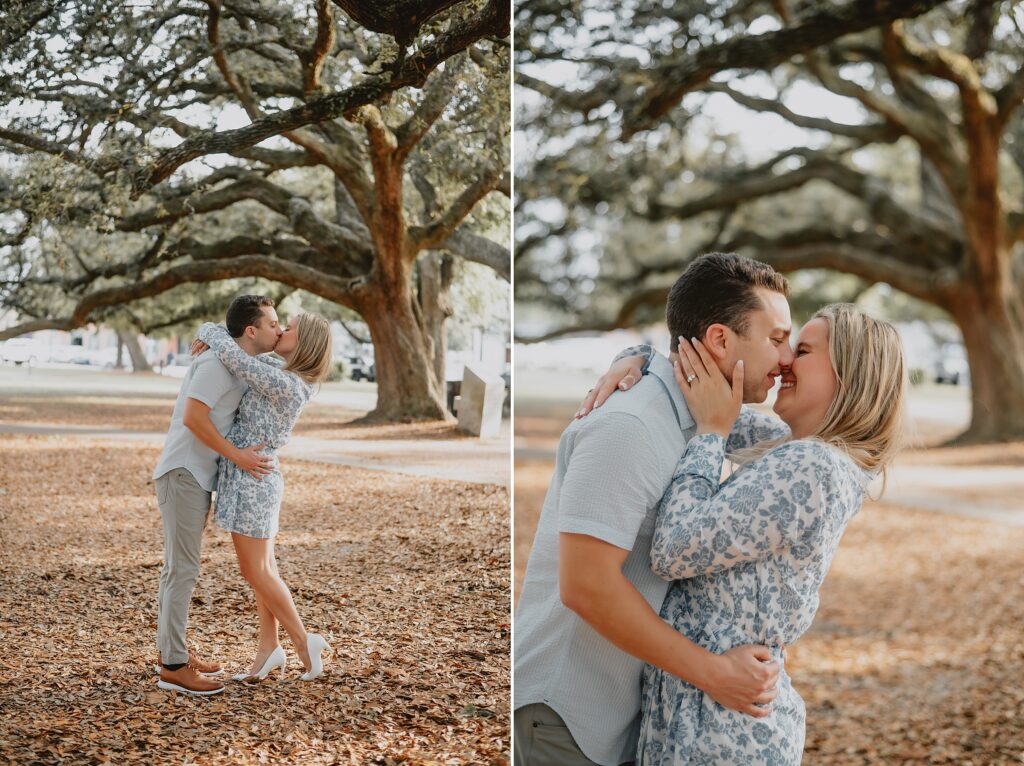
[778,342,795,367]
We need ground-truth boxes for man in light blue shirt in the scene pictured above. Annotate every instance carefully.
[514,253,796,765]
[152,295,282,695]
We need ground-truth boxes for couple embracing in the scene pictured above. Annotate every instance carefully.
[515,253,907,765]
[152,295,334,695]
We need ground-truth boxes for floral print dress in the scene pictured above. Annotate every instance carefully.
[197,323,314,539]
[636,408,872,766]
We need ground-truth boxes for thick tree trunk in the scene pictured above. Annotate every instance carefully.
[119,331,152,373]
[356,284,451,422]
[419,251,454,396]
[946,282,1024,442]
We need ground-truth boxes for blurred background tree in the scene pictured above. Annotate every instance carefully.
[514,0,1024,442]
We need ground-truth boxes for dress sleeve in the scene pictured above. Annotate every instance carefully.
[725,406,791,451]
[611,344,656,373]
[197,323,301,406]
[650,436,836,580]
[255,354,285,369]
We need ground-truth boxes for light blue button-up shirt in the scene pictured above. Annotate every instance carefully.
[514,353,696,766]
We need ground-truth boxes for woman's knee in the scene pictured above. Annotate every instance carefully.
[238,556,271,583]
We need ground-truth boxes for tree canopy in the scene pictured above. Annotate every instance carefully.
[0,0,510,420]
[514,0,1024,441]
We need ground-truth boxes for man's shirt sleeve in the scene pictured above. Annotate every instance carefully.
[185,355,235,408]
[557,412,666,550]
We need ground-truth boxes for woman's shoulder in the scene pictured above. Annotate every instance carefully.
[765,434,860,475]
[278,369,316,404]
[761,439,865,487]
[767,438,838,462]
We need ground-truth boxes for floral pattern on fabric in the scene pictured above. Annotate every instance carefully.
[637,433,870,766]
[197,323,314,539]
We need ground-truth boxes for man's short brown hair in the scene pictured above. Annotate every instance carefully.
[666,253,789,352]
[225,295,275,338]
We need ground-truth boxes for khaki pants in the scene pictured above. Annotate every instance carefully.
[515,704,601,766]
[155,469,211,665]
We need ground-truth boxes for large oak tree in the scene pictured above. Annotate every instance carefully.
[515,0,1024,442]
[0,0,510,421]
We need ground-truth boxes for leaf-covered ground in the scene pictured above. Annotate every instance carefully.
[0,431,509,765]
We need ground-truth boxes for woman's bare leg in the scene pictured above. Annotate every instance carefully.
[248,590,281,675]
[233,533,312,669]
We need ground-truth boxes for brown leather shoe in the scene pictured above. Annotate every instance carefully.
[157,665,225,696]
[155,651,224,676]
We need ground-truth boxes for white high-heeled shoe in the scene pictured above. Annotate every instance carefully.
[232,646,286,681]
[300,634,331,681]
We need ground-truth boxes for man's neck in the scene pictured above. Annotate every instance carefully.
[234,336,261,357]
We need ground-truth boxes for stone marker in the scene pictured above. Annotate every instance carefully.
[457,365,505,438]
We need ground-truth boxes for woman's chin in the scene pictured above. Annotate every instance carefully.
[773,396,796,425]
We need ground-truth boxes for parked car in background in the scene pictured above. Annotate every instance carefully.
[49,344,93,365]
[1,338,40,366]
[94,347,135,371]
[934,343,970,385]
[348,356,375,382]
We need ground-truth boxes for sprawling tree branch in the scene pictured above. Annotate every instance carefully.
[439,226,509,280]
[0,253,358,341]
[132,0,508,194]
[409,161,505,254]
[703,82,899,143]
[302,0,336,95]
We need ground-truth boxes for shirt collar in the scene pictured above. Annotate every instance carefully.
[646,351,695,432]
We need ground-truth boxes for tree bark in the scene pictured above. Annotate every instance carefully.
[355,282,451,422]
[119,331,152,373]
[944,273,1024,443]
[418,251,454,399]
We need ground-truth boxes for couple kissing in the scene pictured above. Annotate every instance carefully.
[515,252,907,765]
[152,295,334,695]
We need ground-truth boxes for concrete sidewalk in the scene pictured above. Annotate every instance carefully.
[873,463,1024,527]
[0,422,510,486]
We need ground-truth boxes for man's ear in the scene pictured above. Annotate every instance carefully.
[703,324,731,360]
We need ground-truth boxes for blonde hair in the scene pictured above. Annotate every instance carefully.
[732,303,908,484]
[283,312,333,385]
[810,303,908,476]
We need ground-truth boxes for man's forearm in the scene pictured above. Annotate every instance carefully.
[183,414,240,465]
[564,573,717,690]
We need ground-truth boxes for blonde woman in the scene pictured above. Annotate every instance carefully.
[192,313,334,682]
[584,304,906,765]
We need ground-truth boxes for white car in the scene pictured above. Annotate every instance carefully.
[1,338,40,366]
